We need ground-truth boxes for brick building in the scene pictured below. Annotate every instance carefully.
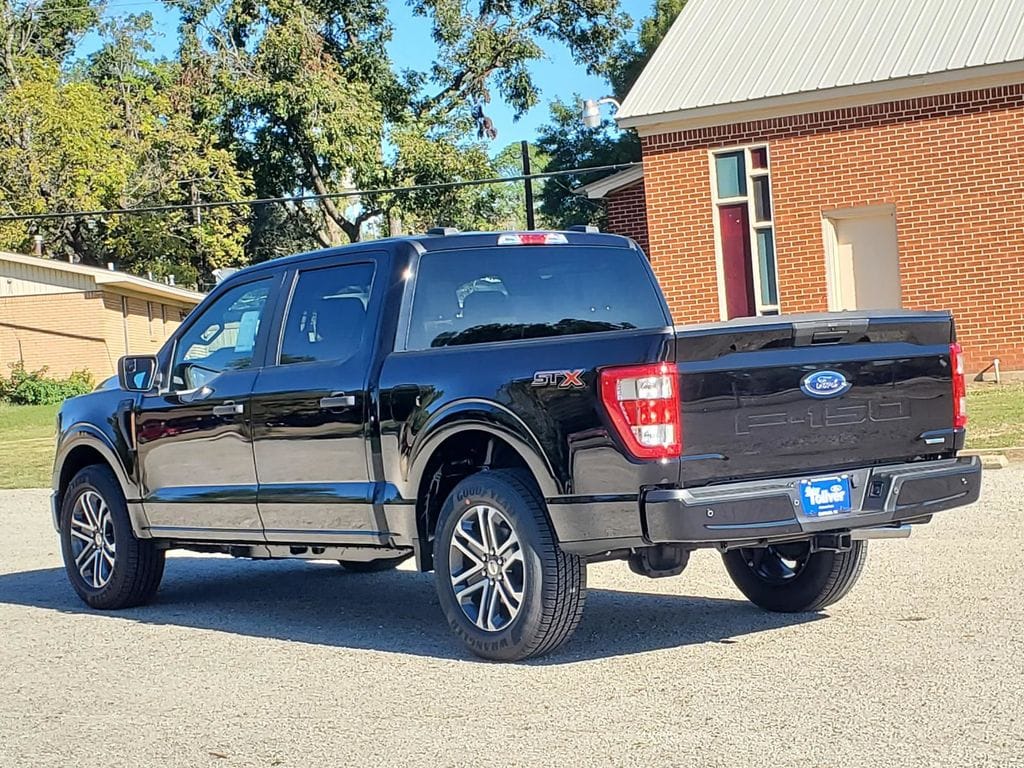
[0,252,203,378]
[578,165,650,256]
[602,0,1024,372]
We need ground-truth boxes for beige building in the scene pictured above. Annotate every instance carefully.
[0,252,204,379]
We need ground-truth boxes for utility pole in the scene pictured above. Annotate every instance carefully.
[521,140,535,230]
[190,179,208,286]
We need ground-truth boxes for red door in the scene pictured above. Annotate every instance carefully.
[719,204,755,319]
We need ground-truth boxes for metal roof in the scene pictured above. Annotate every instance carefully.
[617,0,1024,128]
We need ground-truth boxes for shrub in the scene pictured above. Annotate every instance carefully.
[0,362,95,405]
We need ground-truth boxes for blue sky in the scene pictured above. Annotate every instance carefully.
[78,0,649,142]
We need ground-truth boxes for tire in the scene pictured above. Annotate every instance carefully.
[722,540,868,613]
[59,465,165,610]
[433,469,587,662]
[337,554,411,573]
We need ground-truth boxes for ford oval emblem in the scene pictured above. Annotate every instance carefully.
[800,370,851,399]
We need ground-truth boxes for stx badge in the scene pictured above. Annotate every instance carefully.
[532,370,585,388]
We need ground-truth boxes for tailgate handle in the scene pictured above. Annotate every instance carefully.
[811,330,848,344]
[793,318,869,346]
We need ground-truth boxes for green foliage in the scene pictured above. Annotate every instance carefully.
[0,0,638,279]
[0,0,99,88]
[606,0,688,100]
[536,99,639,230]
[411,0,629,117]
[537,0,687,231]
[0,12,251,286]
[0,57,131,255]
[0,362,94,405]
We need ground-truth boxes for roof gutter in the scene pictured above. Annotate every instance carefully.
[617,62,1024,136]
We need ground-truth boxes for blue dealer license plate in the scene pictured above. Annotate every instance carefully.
[799,475,852,517]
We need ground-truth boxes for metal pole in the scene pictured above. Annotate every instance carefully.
[521,140,535,231]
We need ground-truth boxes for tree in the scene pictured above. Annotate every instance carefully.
[0,14,251,286]
[0,57,132,259]
[536,0,687,229]
[88,14,252,285]
[0,0,99,87]
[535,98,637,230]
[171,0,630,251]
[606,0,687,100]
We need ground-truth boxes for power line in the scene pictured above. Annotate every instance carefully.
[0,162,640,223]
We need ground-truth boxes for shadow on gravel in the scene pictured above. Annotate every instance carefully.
[0,557,820,663]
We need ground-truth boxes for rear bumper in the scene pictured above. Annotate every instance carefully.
[551,456,981,555]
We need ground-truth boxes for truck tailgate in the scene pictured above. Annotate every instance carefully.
[673,311,959,486]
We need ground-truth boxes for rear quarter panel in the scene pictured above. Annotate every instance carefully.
[377,329,680,500]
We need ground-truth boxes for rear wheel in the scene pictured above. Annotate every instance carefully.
[59,465,165,609]
[433,470,587,661]
[722,540,867,612]
[337,554,410,573]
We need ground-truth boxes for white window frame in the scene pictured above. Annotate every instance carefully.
[708,144,781,320]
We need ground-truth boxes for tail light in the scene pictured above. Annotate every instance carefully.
[951,342,967,429]
[599,363,681,460]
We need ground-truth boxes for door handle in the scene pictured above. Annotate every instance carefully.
[212,402,244,417]
[320,394,356,410]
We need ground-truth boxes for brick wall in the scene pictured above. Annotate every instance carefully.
[0,289,193,379]
[0,292,114,377]
[605,179,651,255]
[640,82,1024,372]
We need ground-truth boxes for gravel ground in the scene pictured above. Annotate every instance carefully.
[0,472,1021,768]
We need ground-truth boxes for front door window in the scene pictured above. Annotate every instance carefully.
[170,279,273,391]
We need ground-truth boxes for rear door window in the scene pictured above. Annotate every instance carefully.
[406,246,668,350]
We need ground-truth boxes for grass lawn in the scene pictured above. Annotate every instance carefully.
[0,383,1020,489]
[964,383,1024,450]
[0,403,58,490]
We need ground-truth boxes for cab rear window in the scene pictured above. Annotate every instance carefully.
[406,246,669,351]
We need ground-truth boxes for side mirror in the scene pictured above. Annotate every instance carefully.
[117,355,159,392]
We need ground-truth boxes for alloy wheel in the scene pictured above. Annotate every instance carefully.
[68,490,116,589]
[448,504,525,632]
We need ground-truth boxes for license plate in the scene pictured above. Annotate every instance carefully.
[799,475,852,516]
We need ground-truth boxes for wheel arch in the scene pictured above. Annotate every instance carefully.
[406,400,560,499]
[405,404,560,570]
[53,427,147,536]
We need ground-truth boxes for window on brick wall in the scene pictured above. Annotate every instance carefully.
[710,145,779,318]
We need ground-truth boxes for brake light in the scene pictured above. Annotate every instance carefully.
[599,363,681,460]
[951,342,967,429]
[496,232,568,246]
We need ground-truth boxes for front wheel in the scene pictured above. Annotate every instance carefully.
[433,470,587,661]
[59,465,165,610]
[722,540,868,613]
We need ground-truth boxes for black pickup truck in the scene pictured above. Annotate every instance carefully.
[51,230,981,660]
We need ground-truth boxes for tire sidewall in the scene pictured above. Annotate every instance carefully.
[433,472,549,661]
[60,466,135,608]
[723,543,864,612]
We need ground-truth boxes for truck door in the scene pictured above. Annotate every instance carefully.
[250,253,386,545]
[135,274,280,540]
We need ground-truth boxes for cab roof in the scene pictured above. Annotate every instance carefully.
[233,230,638,279]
